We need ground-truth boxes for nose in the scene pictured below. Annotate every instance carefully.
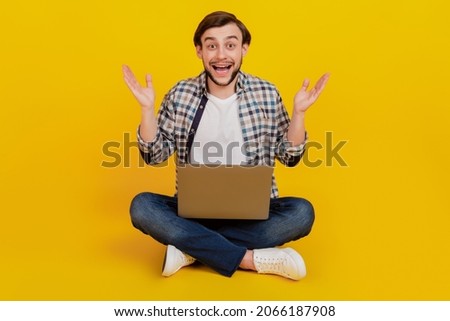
[216,45,226,59]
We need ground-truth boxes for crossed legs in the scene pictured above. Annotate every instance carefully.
[130,192,314,278]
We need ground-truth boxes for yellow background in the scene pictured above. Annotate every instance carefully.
[1,0,449,300]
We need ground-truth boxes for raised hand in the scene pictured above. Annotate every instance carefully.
[293,73,330,113]
[122,64,155,110]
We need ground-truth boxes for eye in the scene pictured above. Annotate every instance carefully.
[207,43,217,50]
[226,43,236,49]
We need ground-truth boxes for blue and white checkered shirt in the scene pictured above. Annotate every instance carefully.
[137,71,307,198]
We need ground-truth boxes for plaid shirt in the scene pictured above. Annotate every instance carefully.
[137,71,307,198]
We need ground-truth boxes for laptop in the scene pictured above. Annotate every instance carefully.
[177,164,273,220]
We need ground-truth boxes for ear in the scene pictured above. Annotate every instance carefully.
[195,45,203,59]
[242,43,249,57]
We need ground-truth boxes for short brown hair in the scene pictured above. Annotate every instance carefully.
[193,11,251,47]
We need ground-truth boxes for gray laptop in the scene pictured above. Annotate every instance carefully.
[177,164,273,220]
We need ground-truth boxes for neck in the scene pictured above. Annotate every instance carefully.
[206,77,238,99]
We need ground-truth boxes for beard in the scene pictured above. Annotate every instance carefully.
[204,61,242,87]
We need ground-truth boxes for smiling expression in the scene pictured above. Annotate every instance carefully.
[196,23,249,89]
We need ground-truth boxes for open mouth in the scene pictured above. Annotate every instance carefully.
[211,63,233,75]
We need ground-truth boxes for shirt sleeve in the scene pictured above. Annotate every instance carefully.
[281,131,308,156]
[274,92,308,167]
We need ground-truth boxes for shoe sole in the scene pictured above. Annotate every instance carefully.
[162,245,177,277]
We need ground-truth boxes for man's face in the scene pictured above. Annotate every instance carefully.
[196,23,249,87]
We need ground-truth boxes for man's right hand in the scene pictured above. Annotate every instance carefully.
[122,64,155,111]
[122,64,158,143]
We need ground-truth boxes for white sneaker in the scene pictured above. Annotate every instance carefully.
[162,245,196,277]
[253,247,307,280]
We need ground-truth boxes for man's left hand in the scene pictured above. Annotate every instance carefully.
[293,73,330,113]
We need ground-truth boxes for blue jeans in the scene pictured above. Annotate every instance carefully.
[130,192,314,277]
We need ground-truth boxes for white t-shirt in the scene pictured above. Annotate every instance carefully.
[190,93,247,165]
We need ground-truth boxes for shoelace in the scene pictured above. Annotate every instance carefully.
[255,256,288,274]
[181,253,195,265]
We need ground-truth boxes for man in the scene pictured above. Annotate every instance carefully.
[123,11,329,280]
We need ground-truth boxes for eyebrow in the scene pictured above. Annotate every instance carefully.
[203,35,240,42]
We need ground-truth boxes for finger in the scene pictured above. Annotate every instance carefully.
[122,64,134,80]
[314,73,330,93]
[122,64,139,83]
[123,75,136,92]
[318,73,330,87]
[301,78,310,91]
[122,65,141,89]
[145,74,153,89]
[122,66,133,83]
[123,74,138,91]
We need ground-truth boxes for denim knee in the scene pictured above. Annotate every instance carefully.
[129,192,154,230]
[284,197,315,238]
[300,198,315,236]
